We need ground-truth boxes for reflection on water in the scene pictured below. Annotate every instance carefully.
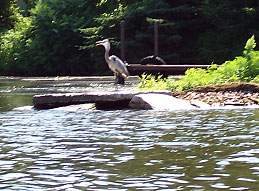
[0,94,32,111]
[0,77,259,190]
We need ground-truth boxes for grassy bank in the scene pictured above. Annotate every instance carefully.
[139,36,259,92]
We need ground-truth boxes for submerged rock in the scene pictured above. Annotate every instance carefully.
[51,104,95,111]
[129,93,198,110]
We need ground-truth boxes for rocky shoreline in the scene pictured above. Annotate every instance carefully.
[175,83,259,107]
[33,83,259,110]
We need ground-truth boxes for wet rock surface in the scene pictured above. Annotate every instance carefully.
[33,91,172,110]
[129,93,197,110]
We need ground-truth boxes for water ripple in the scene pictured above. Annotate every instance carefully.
[0,106,258,190]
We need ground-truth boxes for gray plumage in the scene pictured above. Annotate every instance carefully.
[96,39,129,79]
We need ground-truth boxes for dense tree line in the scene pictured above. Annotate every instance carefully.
[0,0,258,76]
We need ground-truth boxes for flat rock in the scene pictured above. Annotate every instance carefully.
[129,93,198,110]
[34,90,256,111]
[33,91,135,109]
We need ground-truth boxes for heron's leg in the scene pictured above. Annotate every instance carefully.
[114,73,119,84]
[114,73,119,91]
[115,74,125,85]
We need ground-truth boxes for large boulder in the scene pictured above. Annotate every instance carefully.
[129,93,198,110]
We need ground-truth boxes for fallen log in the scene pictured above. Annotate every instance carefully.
[127,64,211,75]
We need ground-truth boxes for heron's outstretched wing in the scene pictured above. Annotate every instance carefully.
[109,55,129,78]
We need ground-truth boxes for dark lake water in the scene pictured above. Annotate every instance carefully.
[0,77,258,190]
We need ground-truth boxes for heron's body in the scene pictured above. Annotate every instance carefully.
[108,55,129,78]
[96,39,129,80]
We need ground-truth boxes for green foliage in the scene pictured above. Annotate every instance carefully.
[138,74,172,91]
[0,0,259,76]
[199,0,259,63]
[252,75,259,83]
[245,35,256,50]
[139,36,259,91]
[1,0,100,75]
[0,3,33,74]
[0,0,14,29]
[0,0,130,75]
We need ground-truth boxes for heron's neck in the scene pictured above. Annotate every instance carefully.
[104,45,110,62]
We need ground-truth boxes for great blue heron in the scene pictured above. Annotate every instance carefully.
[96,39,129,84]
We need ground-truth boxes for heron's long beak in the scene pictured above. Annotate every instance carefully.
[96,40,103,46]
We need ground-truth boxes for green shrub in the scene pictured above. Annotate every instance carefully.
[0,4,32,75]
[252,75,259,83]
[138,74,172,91]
